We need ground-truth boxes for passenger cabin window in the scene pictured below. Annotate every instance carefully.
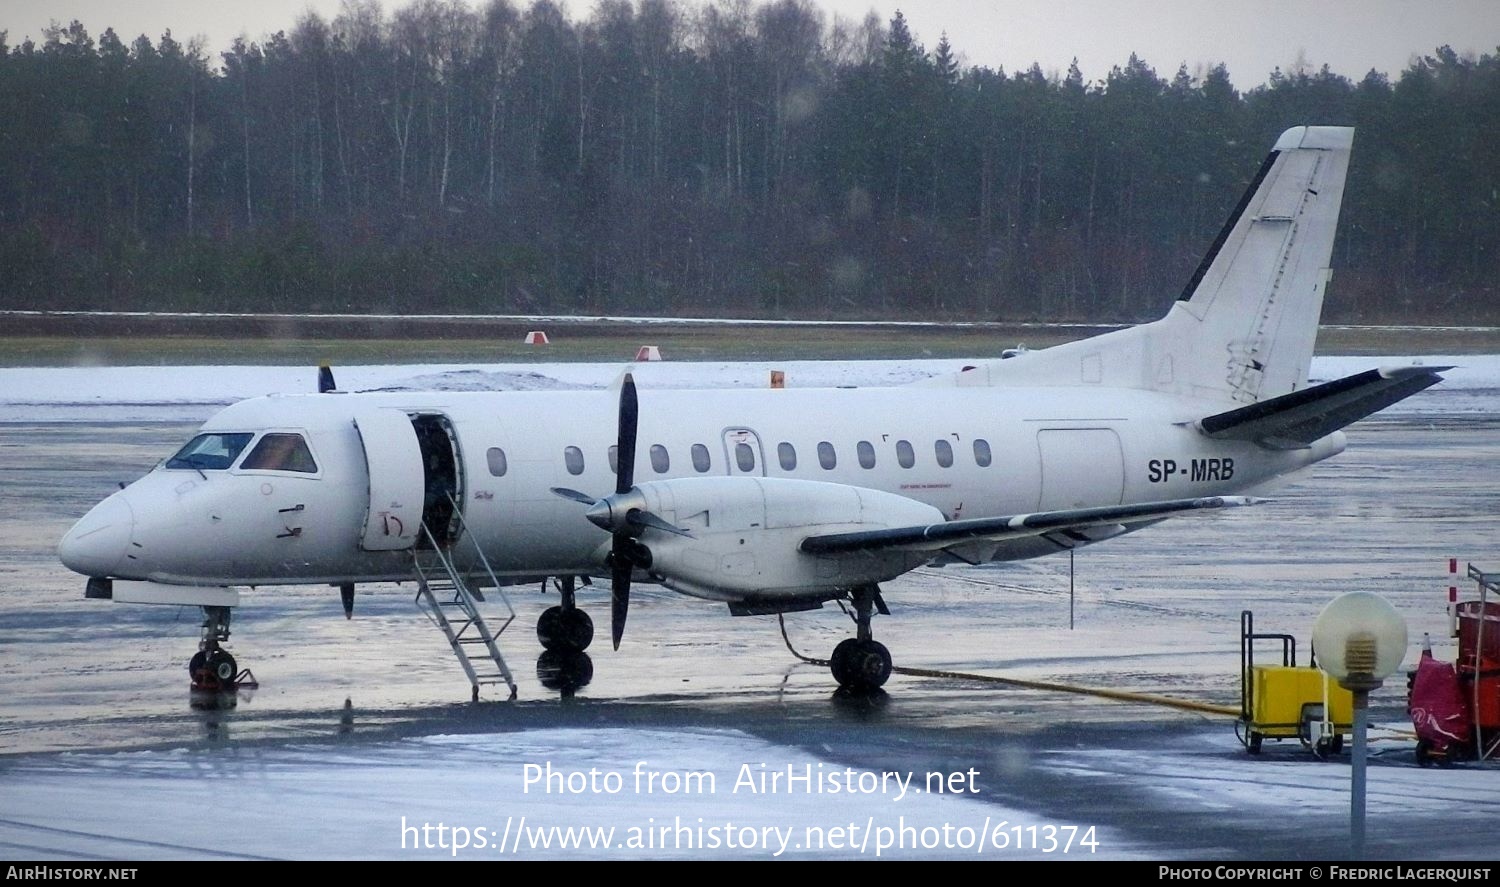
[167,433,253,471]
[608,445,619,475]
[857,441,876,469]
[896,439,915,469]
[691,443,711,473]
[935,439,954,468]
[486,447,508,477]
[650,444,670,474]
[778,442,797,471]
[564,446,585,476]
[973,439,993,467]
[735,443,756,473]
[240,433,318,473]
[818,441,836,470]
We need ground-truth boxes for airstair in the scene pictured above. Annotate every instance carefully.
[412,501,519,701]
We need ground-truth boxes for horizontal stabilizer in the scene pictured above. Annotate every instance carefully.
[1196,366,1448,449]
[799,496,1258,556]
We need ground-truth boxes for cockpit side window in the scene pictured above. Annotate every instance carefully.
[240,433,319,473]
[166,433,254,471]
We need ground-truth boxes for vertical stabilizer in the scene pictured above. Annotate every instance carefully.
[924,126,1354,406]
[1172,125,1354,403]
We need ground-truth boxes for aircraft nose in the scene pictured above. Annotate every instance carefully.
[58,493,135,577]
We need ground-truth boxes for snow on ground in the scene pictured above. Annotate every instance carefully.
[1,355,1496,424]
[0,727,1138,860]
[6,722,1499,861]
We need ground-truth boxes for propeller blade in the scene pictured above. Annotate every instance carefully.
[626,508,693,538]
[318,362,336,393]
[616,373,637,495]
[610,548,631,650]
[606,536,650,650]
[550,487,599,505]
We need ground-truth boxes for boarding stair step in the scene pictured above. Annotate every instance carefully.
[411,509,518,701]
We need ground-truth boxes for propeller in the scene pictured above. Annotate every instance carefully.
[549,373,690,650]
[318,361,337,393]
[608,373,639,650]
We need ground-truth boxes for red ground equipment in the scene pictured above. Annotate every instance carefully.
[1410,562,1500,765]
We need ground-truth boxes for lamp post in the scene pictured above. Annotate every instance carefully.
[1312,592,1408,860]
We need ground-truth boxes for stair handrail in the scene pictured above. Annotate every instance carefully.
[441,494,516,632]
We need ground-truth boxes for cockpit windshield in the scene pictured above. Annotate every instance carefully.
[165,433,254,471]
[240,433,318,473]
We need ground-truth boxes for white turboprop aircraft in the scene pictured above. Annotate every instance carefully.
[59,126,1445,697]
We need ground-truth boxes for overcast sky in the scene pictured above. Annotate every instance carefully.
[3,0,1497,87]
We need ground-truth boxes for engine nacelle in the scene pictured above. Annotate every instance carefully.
[627,477,942,602]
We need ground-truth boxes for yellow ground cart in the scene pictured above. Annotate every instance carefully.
[1238,610,1354,757]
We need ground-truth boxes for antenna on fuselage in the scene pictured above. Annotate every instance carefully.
[318,361,337,393]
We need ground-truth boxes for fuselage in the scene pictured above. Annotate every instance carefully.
[58,383,1344,595]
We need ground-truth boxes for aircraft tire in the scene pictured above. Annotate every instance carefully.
[538,606,594,653]
[537,606,564,650]
[852,640,892,690]
[830,638,859,687]
[831,639,889,691]
[208,650,237,687]
[559,608,593,652]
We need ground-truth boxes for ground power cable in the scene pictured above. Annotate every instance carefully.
[778,613,1423,752]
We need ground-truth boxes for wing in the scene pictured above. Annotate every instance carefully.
[1196,365,1448,450]
[799,495,1259,555]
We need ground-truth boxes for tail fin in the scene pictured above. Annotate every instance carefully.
[1172,126,1353,403]
[926,126,1354,405]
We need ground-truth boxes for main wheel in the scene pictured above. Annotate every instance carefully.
[829,638,860,686]
[831,639,890,691]
[850,640,892,690]
[538,606,594,653]
[559,608,594,652]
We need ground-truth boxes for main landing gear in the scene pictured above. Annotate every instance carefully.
[537,576,594,654]
[535,576,594,696]
[830,585,893,692]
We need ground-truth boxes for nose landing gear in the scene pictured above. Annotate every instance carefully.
[188,605,257,692]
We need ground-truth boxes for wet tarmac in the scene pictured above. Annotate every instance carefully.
[4,393,1500,859]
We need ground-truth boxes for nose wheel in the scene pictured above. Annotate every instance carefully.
[189,647,238,689]
[188,605,254,692]
[831,585,893,691]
